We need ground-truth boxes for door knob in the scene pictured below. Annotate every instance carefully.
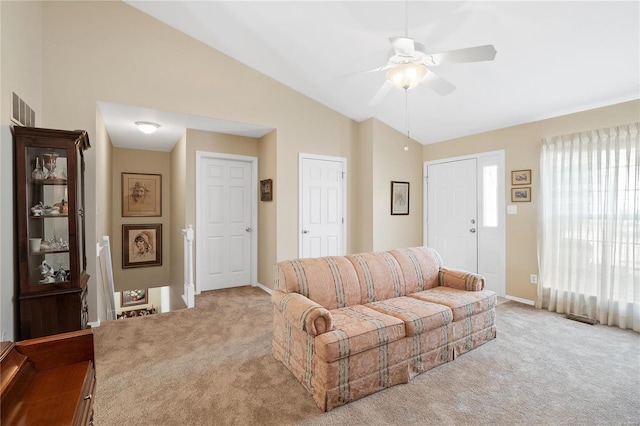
[245,227,252,232]
[302,230,309,234]
[470,228,476,233]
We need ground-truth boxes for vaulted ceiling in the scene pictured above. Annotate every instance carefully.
[104,1,639,149]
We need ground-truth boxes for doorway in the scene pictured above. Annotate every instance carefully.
[196,152,257,292]
[424,151,505,296]
[299,154,347,258]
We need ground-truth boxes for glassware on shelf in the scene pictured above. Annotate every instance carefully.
[42,152,59,179]
[31,156,47,180]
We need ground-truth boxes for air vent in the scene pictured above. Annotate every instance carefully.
[565,313,598,325]
[11,92,35,127]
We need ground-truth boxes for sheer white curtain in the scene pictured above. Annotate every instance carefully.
[537,122,639,332]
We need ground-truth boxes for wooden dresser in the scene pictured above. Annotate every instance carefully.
[0,329,95,425]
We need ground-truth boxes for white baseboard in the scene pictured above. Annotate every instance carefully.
[505,295,535,306]
[88,320,101,328]
[254,282,272,295]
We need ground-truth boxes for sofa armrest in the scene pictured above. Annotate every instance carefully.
[272,290,334,337]
[439,268,485,291]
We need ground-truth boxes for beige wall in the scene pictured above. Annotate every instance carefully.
[423,99,640,302]
[371,119,424,251]
[94,109,112,322]
[351,118,424,253]
[169,131,187,309]
[111,148,171,291]
[258,131,277,287]
[0,0,43,341]
[353,120,374,253]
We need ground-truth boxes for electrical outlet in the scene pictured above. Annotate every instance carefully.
[530,274,538,284]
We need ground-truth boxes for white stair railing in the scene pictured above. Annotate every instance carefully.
[182,225,195,308]
[97,236,117,321]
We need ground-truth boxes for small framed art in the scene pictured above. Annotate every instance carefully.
[122,172,162,217]
[511,169,531,185]
[121,289,148,307]
[260,179,273,201]
[122,224,162,268]
[391,181,410,215]
[511,187,531,202]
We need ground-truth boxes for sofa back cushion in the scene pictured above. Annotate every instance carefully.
[389,247,442,293]
[274,256,361,310]
[346,251,405,303]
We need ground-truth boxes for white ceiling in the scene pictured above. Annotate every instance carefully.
[105,1,640,150]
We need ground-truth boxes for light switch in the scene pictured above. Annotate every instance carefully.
[507,205,518,215]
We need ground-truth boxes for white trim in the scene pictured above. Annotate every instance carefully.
[298,153,348,258]
[424,150,506,297]
[88,321,101,328]
[254,282,272,295]
[505,295,535,306]
[195,151,258,295]
[181,225,195,308]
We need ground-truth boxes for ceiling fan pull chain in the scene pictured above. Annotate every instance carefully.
[404,89,410,151]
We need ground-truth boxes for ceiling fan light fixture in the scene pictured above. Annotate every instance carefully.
[386,63,428,90]
[135,121,160,134]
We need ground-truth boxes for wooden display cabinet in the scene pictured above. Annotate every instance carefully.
[13,126,91,340]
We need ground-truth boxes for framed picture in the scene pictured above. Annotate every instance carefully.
[391,181,410,215]
[121,289,147,307]
[511,169,531,185]
[260,179,273,201]
[511,187,531,202]
[122,224,162,268]
[122,172,162,217]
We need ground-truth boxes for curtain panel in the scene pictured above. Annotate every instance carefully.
[537,122,639,332]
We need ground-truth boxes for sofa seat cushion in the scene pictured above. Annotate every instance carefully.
[409,287,497,322]
[366,297,453,336]
[315,305,406,363]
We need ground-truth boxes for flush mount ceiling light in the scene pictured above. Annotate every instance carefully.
[135,121,160,134]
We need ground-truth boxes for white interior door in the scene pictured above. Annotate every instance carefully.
[300,155,346,258]
[426,158,478,272]
[198,155,253,291]
[425,152,505,297]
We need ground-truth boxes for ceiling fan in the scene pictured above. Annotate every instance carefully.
[366,37,497,106]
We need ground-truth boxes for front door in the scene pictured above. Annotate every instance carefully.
[198,155,253,291]
[425,152,506,296]
[300,155,346,258]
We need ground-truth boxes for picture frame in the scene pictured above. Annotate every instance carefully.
[122,172,162,217]
[121,289,148,307]
[511,169,531,185]
[122,224,162,268]
[391,181,410,215]
[260,178,273,201]
[511,187,531,202]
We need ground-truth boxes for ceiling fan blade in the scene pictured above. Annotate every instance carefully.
[336,64,390,79]
[424,44,497,66]
[368,80,394,106]
[390,37,415,56]
[421,71,456,96]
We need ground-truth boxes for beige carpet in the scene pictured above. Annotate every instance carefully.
[93,286,640,425]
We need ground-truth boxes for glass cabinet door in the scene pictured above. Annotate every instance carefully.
[26,146,73,287]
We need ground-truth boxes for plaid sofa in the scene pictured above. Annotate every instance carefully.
[272,246,497,411]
